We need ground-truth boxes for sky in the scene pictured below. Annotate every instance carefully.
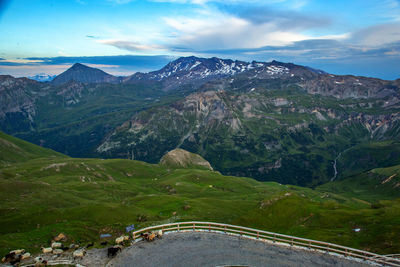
[0,0,399,79]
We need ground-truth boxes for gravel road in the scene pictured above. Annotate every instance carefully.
[106,232,373,267]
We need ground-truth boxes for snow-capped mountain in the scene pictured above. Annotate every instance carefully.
[123,56,307,90]
[28,73,56,82]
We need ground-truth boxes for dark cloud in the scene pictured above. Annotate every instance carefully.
[0,61,29,66]
[22,55,174,68]
[0,55,176,76]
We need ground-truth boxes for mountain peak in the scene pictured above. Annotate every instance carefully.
[52,63,120,85]
[71,62,87,69]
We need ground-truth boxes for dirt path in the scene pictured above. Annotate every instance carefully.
[106,232,373,267]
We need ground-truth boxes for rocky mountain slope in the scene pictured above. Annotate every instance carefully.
[97,87,400,186]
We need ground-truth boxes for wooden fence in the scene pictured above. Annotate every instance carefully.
[132,221,400,267]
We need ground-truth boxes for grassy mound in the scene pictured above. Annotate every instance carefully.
[160,148,213,170]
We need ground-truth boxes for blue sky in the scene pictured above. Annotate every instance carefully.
[0,0,399,79]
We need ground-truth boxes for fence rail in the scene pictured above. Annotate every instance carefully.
[132,221,400,267]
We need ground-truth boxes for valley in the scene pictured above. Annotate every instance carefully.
[1,131,400,257]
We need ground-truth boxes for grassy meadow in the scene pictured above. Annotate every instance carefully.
[1,131,400,256]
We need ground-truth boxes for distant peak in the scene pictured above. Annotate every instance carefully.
[51,62,119,85]
[71,63,88,69]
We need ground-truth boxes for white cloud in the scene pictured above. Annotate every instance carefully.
[351,23,400,47]
[97,40,166,52]
[162,8,347,51]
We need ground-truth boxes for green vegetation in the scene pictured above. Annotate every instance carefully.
[1,131,400,257]
[0,131,66,166]
[319,164,400,202]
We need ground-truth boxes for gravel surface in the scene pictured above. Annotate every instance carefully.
[106,232,373,267]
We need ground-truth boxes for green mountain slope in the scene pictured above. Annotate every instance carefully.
[0,131,66,166]
[1,132,400,256]
[319,164,400,202]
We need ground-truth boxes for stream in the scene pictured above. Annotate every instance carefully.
[331,147,354,181]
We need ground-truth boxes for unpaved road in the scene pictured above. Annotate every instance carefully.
[106,232,373,267]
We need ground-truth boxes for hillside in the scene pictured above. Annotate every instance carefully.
[319,164,400,201]
[0,131,66,166]
[1,132,400,256]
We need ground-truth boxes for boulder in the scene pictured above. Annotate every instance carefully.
[42,247,52,253]
[115,236,124,244]
[53,233,67,242]
[52,249,63,255]
[21,252,31,260]
[10,249,25,255]
[73,249,86,258]
[51,242,62,249]
[69,244,79,249]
